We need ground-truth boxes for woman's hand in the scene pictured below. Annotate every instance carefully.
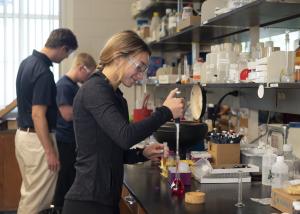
[163,88,184,119]
[143,143,169,161]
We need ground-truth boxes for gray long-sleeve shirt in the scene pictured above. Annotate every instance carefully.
[66,71,172,206]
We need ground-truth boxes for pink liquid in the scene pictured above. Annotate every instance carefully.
[171,178,185,196]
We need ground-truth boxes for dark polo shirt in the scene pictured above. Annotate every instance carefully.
[56,75,79,143]
[16,50,57,130]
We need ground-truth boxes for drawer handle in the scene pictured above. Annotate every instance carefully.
[124,195,136,205]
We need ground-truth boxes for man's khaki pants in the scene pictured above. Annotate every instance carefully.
[15,129,59,214]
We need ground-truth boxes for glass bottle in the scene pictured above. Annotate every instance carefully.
[294,158,300,180]
[216,44,230,83]
[206,45,218,83]
[283,144,295,179]
[281,31,293,82]
[171,177,185,196]
[262,147,276,186]
[162,142,168,168]
[294,40,300,82]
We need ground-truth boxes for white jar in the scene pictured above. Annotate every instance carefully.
[182,6,193,20]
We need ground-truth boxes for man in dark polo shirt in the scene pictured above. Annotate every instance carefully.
[15,28,78,214]
[53,53,96,210]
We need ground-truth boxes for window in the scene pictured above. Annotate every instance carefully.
[0,0,60,109]
[260,30,300,51]
[241,30,300,54]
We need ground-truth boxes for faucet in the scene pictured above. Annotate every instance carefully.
[267,124,289,146]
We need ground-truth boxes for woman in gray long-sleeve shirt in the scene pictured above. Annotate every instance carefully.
[62,30,184,214]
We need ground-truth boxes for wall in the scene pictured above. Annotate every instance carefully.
[60,0,137,115]
[60,0,134,69]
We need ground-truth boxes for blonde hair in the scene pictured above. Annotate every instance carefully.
[98,30,151,71]
[71,52,96,71]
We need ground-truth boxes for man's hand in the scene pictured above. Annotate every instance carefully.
[162,88,184,119]
[32,105,60,172]
[143,143,169,161]
[45,148,60,172]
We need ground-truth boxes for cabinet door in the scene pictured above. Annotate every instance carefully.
[120,185,146,214]
[0,131,21,211]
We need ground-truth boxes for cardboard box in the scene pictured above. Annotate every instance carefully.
[177,16,201,31]
[208,142,240,166]
[271,188,300,214]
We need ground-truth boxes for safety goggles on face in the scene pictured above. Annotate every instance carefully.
[83,65,92,74]
[128,56,149,74]
[83,66,93,75]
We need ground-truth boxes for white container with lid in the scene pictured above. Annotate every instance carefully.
[182,6,193,20]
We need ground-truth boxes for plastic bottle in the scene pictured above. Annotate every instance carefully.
[150,12,160,41]
[262,147,276,186]
[271,156,289,189]
[283,144,295,179]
